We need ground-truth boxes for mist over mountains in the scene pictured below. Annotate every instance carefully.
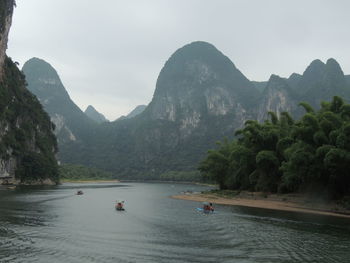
[22,41,350,179]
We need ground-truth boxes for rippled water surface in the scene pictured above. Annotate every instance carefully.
[0,182,350,263]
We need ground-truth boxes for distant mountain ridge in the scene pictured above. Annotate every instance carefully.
[117,105,146,120]
[22,41,350,179]
[22,58,98,163]
[257,58,350,121]
[126,105,147,118]
[22,58,96,143]
[85,105,108,123]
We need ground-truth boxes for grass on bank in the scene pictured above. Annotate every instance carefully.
[59,164,116,182]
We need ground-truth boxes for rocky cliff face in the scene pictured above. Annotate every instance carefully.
[257,75,298,122]
[22,58,96,148]
[85,105,108,123]
[0,1,59,184]
[0,0,14,80]
[295,58,349,107]
[288,62,350,101]
[147,41,258,137]
[257,58,350,123]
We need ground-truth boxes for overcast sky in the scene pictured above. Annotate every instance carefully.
[7,0,350,120]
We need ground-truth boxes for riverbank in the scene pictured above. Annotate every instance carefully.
[0,178,57,186]
[172,191,350,219]
[60,179,120,183]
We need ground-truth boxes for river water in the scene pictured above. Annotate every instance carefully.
[0,182,349,263]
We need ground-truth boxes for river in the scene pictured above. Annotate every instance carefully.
[0,182,349,263]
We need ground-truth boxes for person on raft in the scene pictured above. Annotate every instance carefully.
[203,202,214,212]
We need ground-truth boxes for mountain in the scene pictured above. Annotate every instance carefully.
[144,41,259,141]
[257,75,298,122]
[346,75,350,85]
[0,1,58,184]
[23,40,350,180]
[125,105,147,118]
[25,41,259,178]
[122,41,260,175]
[22,58,99,163]
[252,81,268,92]
[286,73,302,91]
[22,58,97,143]
[117,105,146,120]
[148,41,259,122]
[85,105,108,123]
[258,59,350,122]
[298,58,349,107]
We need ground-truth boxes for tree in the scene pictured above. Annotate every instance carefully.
[200,96,350,199]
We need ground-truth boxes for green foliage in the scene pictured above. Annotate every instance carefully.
[59,164,114,180]
[16,152,58,183]
[299,102,315,113]
[268,111,278,125]
[198,139,232,189]
[330,96,344,113]
[159,170,201,182]
[200,96,350,199]
[0,57,58,183]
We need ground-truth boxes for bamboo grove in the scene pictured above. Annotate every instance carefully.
[199,96,350,199]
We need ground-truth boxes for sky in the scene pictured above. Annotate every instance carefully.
[7,0,350,120]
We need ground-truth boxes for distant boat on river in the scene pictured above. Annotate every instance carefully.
[115,200,125,211]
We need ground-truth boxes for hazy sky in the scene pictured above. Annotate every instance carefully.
[7,0,350,120]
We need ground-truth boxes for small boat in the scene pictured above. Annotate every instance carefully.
[76,190,84,195]
[198,202,214,213]
[115,200,125,211]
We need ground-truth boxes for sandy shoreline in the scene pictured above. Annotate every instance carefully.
[172,193,350,219]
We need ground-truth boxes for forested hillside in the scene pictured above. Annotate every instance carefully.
[0,57,59,183]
